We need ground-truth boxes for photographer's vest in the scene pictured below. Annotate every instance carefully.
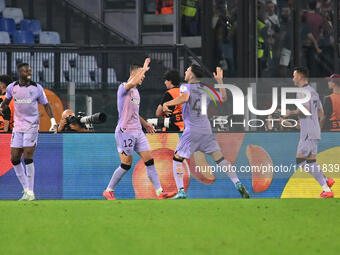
[0,94,14,132]
[329,93,340,131]
[257,20,265,59]
[181,0,198,17]
[257,20,273,60]
[166,88,184,131]
[156,0,173,15]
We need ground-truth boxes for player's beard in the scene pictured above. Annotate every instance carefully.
[23,75,31,82]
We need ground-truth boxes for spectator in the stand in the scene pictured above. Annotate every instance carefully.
[265,0,281,76]
[257,2,274,77]
[305,1,324,42]
[323,74,340,131]
[265,1,280,29]
[155,0,173,14]
[155,69,184,132]
[214,2,236,76]
[181,0,200,36]
[301,12,322,77]
[0,75,14,132]
[317,4,334,76]
[279,4,293,77]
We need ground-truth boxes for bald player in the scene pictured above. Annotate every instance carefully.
[0,63,58,201]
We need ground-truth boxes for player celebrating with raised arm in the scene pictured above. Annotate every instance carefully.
[285,67,335,198]
[0,63,58,201]
[163,64,250,199]
[103,58,176,200]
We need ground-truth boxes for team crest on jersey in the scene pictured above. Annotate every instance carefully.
[131,96,140,105]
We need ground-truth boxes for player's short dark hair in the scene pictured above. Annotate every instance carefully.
[308,0,317,10]
[130,63,143,73]
[294,67,309,79]
[190,64,205,78]
[17,62,29,71]
[0,75,13,86]
[163,69,181,87]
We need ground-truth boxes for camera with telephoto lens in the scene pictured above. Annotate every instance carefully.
[66,112,107,130]
[147,117,171,131]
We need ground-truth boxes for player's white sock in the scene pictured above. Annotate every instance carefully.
[12,162,28,190]
[25,160,35,193]
[173,159,184,190]
[27,190,34,196]
[218,158,239,185]
[322,184,331,192]
[156,188,163,196]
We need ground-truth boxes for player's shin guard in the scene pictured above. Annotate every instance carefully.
[12,160,28,191]
[216,158,239,185]
[107,164,130,191]
[173,157,184,191]
[24,159,34,192]
[305,159,330,191]
[145,159,162,194]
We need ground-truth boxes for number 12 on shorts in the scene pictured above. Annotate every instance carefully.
[123,139,133,147]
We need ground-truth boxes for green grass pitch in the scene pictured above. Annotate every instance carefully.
[0,199,339,255]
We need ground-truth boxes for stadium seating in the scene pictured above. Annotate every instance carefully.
[11,52,31,70]
[39,31,61,44]
[3,7,24,24]
[0,52,6,74]
[20,19,42,36]
[0,18,16,36]
[12,30,34,44]
[0,31,10,43]
[32,53,55,82]
[0,0,5,16]
[108,68,117,83]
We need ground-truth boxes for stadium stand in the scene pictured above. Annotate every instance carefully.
[0,31,10,43]
[39,31,61,44]
[3,7,24,25]
[0,18,16,36]
[12,30,34,44]
[0,0,5,16]
[20,19,42,37]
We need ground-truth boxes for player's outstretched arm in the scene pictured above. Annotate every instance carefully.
[163,93,189,115]
[125,58,151,90]
[43,103,58,134]
[213,67,227,102]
